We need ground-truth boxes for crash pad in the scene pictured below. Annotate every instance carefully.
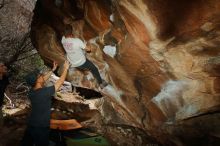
[50,119,82,130]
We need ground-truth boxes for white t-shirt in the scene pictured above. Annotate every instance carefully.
[61,36,87,67]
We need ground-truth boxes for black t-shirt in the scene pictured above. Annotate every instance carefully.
[28,86,55,127]
[0,76,9,107]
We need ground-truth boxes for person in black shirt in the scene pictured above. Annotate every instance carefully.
[0,62,9,127]
[21,60,70,146]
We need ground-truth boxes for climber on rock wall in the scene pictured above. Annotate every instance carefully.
[61,24,108,89]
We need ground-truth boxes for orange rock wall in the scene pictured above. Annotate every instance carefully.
[31,0,220,145]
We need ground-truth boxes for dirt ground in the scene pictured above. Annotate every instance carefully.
[0,115,27,146]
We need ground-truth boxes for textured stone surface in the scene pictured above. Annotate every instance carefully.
[30,0,220,145]
[0,0,36,60]
[2,0,220,145]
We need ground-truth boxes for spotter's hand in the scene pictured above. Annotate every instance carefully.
[52,61,58,72]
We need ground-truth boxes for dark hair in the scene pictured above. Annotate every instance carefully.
[25,69,41,87]
[64,25,73,36]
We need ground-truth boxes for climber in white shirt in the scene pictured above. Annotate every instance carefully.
[61,25,108,89]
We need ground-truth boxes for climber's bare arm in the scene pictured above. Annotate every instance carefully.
[42,61,58,81]
[54,60,69,91]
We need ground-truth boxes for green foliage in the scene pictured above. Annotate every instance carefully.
[11,53,46,81]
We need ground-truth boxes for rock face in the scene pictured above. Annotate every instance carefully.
[0,0,36,60]
[2,0,219,145]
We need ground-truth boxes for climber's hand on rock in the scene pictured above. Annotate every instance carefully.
[52,61,58,72]
[85,43,94,53]
[85,46,91,53]
[63,60,70,70]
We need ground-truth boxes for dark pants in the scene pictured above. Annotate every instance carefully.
[77,59,102,84]
[21,126,50,146]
